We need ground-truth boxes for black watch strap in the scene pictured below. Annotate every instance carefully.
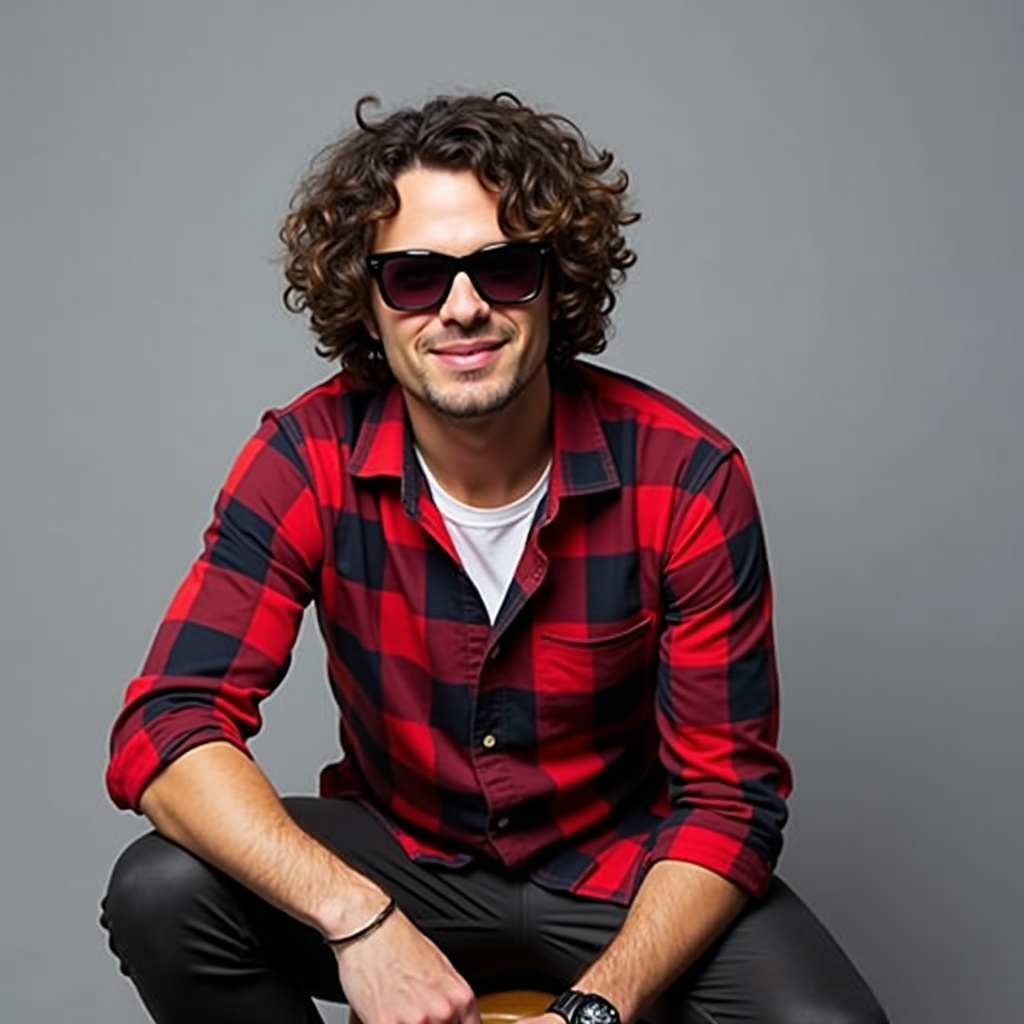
[548,991,587,1023]
[547,990,622,1024]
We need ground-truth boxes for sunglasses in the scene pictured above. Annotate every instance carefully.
[366,241,550,312]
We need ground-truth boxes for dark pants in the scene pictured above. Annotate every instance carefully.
[101,798,887,1024]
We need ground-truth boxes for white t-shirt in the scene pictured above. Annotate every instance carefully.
[416,451,552,624]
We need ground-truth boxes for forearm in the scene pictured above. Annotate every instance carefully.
[575,860,747,1024]
[138,741,388,939]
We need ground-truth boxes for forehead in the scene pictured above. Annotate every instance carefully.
[374,167,506,256]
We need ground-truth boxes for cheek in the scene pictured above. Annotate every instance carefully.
[520,308,552,351]
[374,311,431,361]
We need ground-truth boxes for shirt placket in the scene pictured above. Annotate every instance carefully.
[469,533,551,862]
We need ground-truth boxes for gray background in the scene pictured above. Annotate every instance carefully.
[2,3,1021,1022]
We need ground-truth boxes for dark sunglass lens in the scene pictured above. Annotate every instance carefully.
[381,257,450,309]
[474,247,543,303]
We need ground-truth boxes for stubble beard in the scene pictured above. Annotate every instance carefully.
[418,364,529,420]
[415,325,538,421]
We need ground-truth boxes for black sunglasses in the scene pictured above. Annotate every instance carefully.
[366,241,550,312]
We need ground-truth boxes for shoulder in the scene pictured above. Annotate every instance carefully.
[571,362,734,447]
[257,371,381,455]
[569,362,740,490]
[229,371,382,497]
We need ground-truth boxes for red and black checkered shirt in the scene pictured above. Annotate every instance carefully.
[107,362,792,903]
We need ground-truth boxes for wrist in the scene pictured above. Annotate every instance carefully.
[323,895,396,950]
[316,879,392,942]
[548,990,622,1024]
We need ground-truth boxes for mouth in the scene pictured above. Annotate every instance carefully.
[428,339,507,372]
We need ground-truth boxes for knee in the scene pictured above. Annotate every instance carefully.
[101,832,225,958]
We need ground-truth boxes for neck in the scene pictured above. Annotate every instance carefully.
[407,372,552,508]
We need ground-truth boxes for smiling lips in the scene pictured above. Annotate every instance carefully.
[429,339,507,371]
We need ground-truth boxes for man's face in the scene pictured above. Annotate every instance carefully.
[366,167,552,423]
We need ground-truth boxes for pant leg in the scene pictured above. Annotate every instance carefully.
[100,828,336,1024]
[655,878,889,1024]
[101,802,887,1024]
[101,797,536,1023]
[516,876,887,1024]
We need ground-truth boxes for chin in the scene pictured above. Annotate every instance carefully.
[425,380,523,421]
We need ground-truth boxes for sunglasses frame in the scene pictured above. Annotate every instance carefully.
[365,241,551,312]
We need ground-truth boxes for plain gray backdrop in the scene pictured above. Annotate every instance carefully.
[2,3,1021,1022]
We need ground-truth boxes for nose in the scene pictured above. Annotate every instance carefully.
[438,271,490,326]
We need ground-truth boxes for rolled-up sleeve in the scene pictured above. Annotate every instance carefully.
[106,412,323,810]
[647,450,792,898]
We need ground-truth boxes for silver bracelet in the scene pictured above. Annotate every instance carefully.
[323,897,397,949]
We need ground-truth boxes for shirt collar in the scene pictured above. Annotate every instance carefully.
[346,364,621,504]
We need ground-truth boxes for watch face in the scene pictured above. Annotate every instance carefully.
[578,1000,619,1024]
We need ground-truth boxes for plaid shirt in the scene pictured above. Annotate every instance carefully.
[107,362,791,903]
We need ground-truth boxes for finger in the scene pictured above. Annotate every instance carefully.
[461,994,483,1024]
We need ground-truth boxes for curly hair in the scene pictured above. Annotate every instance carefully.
[280,92,638,391]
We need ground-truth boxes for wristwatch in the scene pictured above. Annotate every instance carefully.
[547,990,622,1024]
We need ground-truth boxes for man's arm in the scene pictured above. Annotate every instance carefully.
[516,864,743,1024]
[140,741,482,1024]
[572,861,745,1022]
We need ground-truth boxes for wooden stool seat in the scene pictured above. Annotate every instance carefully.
[478,990,555,1023]
[350,989,555,1024]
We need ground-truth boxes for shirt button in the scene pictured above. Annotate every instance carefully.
[488,644,501,661]
[495,817,510,831]
[482,734,497,750]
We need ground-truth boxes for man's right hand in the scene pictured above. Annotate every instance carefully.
[333,908,482,1024]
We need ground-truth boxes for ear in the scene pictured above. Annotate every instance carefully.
[363,312,381,341]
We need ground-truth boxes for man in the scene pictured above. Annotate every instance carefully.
[102,93,887,1024]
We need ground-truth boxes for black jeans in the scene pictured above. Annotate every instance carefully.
[101,798,887,1024]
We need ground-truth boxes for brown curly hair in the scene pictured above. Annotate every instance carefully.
[280,92,639,391]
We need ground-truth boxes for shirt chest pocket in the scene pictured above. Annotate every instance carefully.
[537,614,655,744]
